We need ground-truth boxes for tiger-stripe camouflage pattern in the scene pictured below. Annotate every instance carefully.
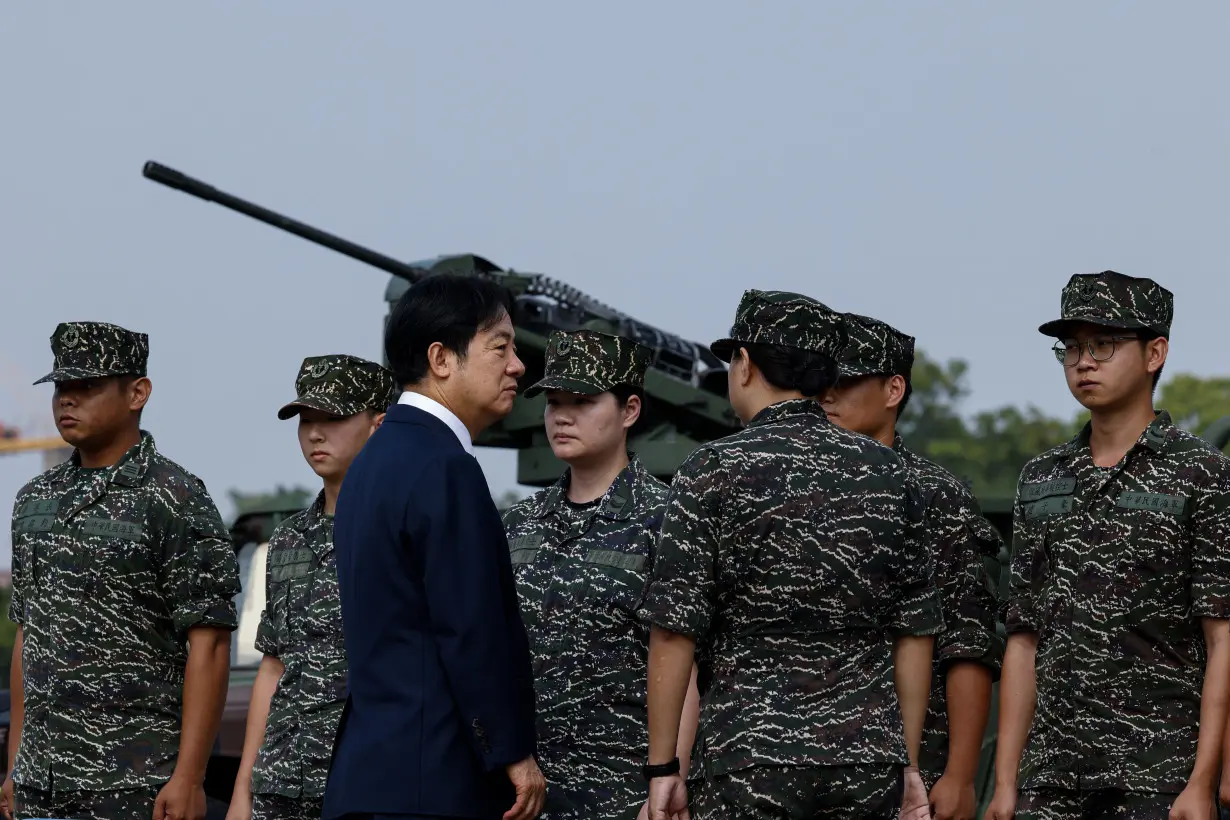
[7,431,241,792]
[1015,788,1178,819]
[501,455,668,820]
[1037,269,1173,338]
[250,491,347,801]
[691,763,903,819]
[638,398,944,780]
[277,353,398,420]
[709,289,848,361]
[523,329,653,398]
[251,792,325,820]
[13,783,161,820]
[32,320,149,385]
[895,435,1004,786]
[1003,411,1230,794]
[837,312,915,379]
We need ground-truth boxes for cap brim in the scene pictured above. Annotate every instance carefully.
[1037,317,1147,338]
[838,364,891,380]
[709,338,740,362]
[277,395,367,421]
[522,376,607,399]
[33,367,128,386]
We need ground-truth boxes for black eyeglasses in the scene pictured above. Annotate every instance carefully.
[1052,335,1139,367]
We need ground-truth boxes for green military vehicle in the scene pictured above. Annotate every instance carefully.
[140,161,1230,815]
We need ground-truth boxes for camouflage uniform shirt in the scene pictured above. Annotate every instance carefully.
[501,456,668,819]
[250,491,347,800]
[894,436,1004,783]
[7,431,241,791]
[1003,411,1230,793]
[638,399,944,777]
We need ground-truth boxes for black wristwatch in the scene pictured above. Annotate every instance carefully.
[641,756,681,781]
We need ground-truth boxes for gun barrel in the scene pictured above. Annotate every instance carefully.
[142,160,423,281]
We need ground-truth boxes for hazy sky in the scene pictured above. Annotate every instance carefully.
[1,3,1226,566]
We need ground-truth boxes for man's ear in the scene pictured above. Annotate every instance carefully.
[1146,336,1169,377]
[426,342,454,380]
[884,374,906,412]
[370,411,386,432]
[128,377,152,413]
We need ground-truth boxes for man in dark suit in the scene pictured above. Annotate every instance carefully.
[322,274,546,820]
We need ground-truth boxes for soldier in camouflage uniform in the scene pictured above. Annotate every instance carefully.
[821,312,1003,820]
[986,271,1230,820]
[637,290,944,820]
[226,354,398,820]
[1,322,242,820]
[501,329,700,820]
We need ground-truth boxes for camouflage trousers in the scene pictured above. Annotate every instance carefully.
[1016,788,1178,819]
[13,783,160,820]
[692,764,903,819]
[252,791,325,820]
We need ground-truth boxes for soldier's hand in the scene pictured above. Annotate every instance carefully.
[153,773,207,820]
[928,771,976,820]
[900,767,932,819]
[0,773,14,820]
[223,790,252,820]
[647,774,689,820]
[503,755,546,820]
[982,785,1016,820]
[1168,782,1216,819]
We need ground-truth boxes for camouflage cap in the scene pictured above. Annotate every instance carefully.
[523,329,653,398]
[1038,270,1173,339]
[837,312,915,379]
[33,321,149,385]
[709,289,846,362]
[277,354,399,420]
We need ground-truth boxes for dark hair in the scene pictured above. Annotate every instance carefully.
[385,275,516,386]
[742,343,839,396]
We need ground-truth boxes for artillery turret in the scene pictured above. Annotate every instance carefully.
[142,161,740,485]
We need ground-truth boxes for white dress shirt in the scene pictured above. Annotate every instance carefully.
[397,391,474,455]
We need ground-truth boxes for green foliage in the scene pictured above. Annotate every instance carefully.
[901,351,1081,502]
[1158,374,1230,437]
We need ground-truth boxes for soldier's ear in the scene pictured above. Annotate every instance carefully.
[370,411,386,433]
[621,394,642,430]
[127,377,152,413]
[1145,336,1168,375]
[884,375,906,412]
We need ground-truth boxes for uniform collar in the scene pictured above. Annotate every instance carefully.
[295,490,329,531]
[744,398,825,429]
[531,453,649,522]
[1059,409,1174,460]
[66,429,156,487]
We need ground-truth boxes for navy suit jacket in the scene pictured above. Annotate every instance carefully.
[322,403,538,819]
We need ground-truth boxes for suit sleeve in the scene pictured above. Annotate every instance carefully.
[410,452,537,772]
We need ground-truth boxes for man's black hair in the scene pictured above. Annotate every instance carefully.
[385,275,516,387]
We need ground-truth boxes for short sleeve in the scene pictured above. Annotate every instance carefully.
[636,448,729,639]
[158,489,242,635]
[8,496,24,626]
[1002,485,1041,635]
[254,546,284,658]
[1190,461,1230,619]
[886,479,944,638]
[927,484,1004,672]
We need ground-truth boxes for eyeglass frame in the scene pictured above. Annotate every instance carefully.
[1051,334,1142,367]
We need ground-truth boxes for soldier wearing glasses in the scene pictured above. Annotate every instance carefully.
[985,271,1230,820]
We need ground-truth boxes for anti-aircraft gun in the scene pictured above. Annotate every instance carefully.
[142,161,740,486]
